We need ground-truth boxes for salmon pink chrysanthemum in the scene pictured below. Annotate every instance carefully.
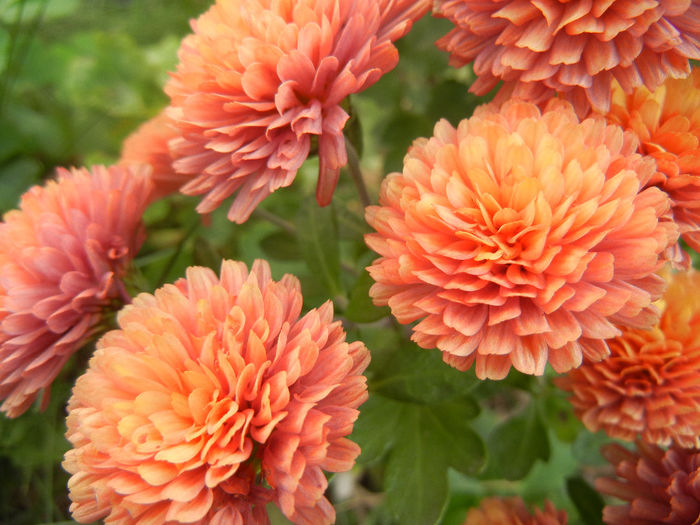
[0,165,151,417]
[120,110,190,201]
[606,68,700,254]
[63,260,370,525]
[165,0,429,222]
[434,0,700,113]
[596,441,700,524]
[463,496,567,525]
[365,100,678,380]
[557,268,700,448]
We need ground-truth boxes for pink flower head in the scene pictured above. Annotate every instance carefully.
[434,0,700,113]
[596,441,700,524]
[463,496,567,525]
[557,268,700,448]
[166,0,429,223]
[365,100,678,380]
[120,109,191,201]
[63,260,370,525]
[0,165,151,418]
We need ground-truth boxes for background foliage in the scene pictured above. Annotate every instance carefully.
[0,1,615,524]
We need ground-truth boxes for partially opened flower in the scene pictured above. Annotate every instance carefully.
[365,100,677,379]
[606,69,700,253]
[434,0,700,113]
[120,109,190,201]
[63,260,370,525]
[557,269,700,448]
[166,0,429,222]
[0,165,151,418]
[464,496,567,525]
[596,441,700,524]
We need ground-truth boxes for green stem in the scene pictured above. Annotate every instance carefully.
[345,137,370,208]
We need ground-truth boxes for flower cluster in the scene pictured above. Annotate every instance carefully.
[463,497,567,525]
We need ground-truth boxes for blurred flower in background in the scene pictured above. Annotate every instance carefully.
[463,496,567,525]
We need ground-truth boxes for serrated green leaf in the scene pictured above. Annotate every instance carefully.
[566,476,604,525]
[385,408,449,525]
[344,269,389,323]
[486,402,550,480]
[295,199,341,297]
[427,402,486,476]
[352,395,405,464]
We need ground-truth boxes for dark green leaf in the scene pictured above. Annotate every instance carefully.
[352,395,405,464]
[295,199,341,297]
[567,476,604,525]
[0,156,42,213]
[427,402,486,476]
[260,230,302,260]
[344,269,389,323]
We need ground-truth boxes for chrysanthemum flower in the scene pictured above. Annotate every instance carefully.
[120,109,190,201]
[63,260,370,525]
[606,68,700,253]
[0,165,151,418]
[464,496,567,525]
[557,268,700,448]
[165,0,429,223]
[434,0,700,113]
[365,100,678,379]
[596,441,700,524]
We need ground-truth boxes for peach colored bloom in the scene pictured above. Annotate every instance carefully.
[120,109,190,201]
[606,68,700,254]
[165,0,429,223]
[0,165,151,418]
[434,0,700,113]
[596,440,700,524]
[63,260,370,525]
[464,497,567,525]
[365,100,678,380]
[557,268,700,448]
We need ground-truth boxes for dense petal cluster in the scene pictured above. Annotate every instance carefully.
[365,100,677,379]
[120,109,190,201]
[606,68,700,253]
[63,260,370,525]
[596,441,700,524]
[464,497,567,525]
[434,0,700,113]
[0,165,151,417]
[557,269,700,448]
[166,0,429,222]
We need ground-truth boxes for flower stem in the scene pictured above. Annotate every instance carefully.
[345,137,370,208]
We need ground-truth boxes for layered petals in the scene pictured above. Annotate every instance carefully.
[464,497,567,525]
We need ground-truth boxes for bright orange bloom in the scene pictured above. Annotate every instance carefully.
[557,269,700,448]
[120,109,190,201]
[0,165,151,417]
[434,0,700,113]
[165,0,429,223]
[365,100,677,379]
[607,68,700,254]
[63,260,370,525]
[596,440,700,524]
[464,497,567,525]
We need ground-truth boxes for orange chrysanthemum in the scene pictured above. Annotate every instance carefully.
[557,269,700,448]
[365,100,678,380]
[120,109,190,201]
[606,68,700,253]
[596,441,700,524]
[434,0,700,113]
[464,497,567,525]
[63,260,370,525]
[165,0,429,222]
[0,165,151,417]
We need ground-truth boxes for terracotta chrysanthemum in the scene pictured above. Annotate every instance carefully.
[63,260,370,525]
[0,165,152,418]
[365,100,678,379]
[434,0,700,113]
[120,109,190,201]
[165,0,429,222]
[557,268,700,448]
[464,496,567,525]
[606,68,700,254]
[596,440,700,524]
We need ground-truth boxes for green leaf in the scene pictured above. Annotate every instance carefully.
[385,408,449,525]
[373,342,479,404]
[260,230,302,260]
[566,476,604,525]
[486,402,550,480]
[295,198,341,297]
[427,402,486,476]
[344,269,389,323]
[352,395,405,464]
[0,156,42,213]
